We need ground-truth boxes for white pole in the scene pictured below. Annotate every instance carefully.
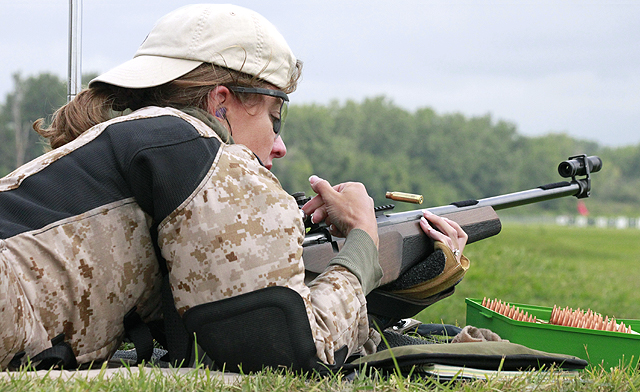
[67,0,82,102]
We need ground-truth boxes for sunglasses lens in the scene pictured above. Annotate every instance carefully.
[227,86,289,136]
[279,102,288,133]
[274,101,288,135]
[282,101,288,122]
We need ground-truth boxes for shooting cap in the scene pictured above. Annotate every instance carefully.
[89,4,296,89]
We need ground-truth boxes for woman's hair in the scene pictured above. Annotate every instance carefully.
[34,60,303,149]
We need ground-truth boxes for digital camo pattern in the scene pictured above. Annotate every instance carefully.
[159,143,308,313]
[1,200,162,367]
[0,108,196,368]
[159,142,377,364]
[0,245,49,369]
[0,107,376,368]
[306,265,381,361]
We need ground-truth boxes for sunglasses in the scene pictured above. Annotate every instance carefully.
[228,86,289,135]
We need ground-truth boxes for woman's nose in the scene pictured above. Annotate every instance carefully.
[271,135,287,159]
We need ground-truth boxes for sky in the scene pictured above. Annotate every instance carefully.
[1,0,639,147]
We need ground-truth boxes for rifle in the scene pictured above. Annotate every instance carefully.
[300,154,602,287]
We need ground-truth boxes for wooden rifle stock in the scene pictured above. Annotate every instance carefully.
[304,205,500,285]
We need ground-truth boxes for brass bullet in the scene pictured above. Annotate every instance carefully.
[385,191,424,204]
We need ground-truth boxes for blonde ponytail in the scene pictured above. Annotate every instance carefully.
[33,85,115,149]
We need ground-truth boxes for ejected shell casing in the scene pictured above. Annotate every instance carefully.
[385,191,424,204]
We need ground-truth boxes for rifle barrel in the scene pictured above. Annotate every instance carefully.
[303,154,601,247]
[302,181,582,247]
[376,180,581,228]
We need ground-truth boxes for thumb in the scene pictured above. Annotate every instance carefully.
[309,175,337,201]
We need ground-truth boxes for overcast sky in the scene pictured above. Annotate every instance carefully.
[1,1,638,147]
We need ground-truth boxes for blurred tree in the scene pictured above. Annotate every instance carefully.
[0,73,66,172]
[276,96,638,215]
[0,72,99,175]
[1,76,637,216]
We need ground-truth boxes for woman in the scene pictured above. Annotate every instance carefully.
[0,4,467,369]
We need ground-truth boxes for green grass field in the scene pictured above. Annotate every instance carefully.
[417,223,640,327]
[3,224,640,391]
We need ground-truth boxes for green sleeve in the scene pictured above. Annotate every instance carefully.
[329,229,382,295]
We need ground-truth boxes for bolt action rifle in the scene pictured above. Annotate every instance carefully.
[297,154,603,319]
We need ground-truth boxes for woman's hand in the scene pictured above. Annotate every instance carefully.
[420,210,468,262]
[301,175,379,248]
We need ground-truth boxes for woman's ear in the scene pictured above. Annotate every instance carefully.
[207,86,231,120]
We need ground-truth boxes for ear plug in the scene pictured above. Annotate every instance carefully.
[215,107,227,119]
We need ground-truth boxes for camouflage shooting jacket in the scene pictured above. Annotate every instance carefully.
[0,106,381,369]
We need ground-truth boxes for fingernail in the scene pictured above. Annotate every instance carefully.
[309,175,320,183]
[424,210,433,216]
[420,216,429,226]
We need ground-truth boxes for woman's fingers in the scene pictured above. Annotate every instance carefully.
[302,195,323,221]
[420,216,452,247]
[420,210,468,258]
[300,175,378,247]
[423,211,457,239]
[443,217,468,243]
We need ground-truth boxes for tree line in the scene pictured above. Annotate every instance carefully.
[2,72,639,216]
[273,97,640,216]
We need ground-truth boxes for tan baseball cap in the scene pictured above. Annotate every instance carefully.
[89,4,297,90]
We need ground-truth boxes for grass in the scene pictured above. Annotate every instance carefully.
[3,361,640,391]
[2,223,639,391]
[417,223,640,326]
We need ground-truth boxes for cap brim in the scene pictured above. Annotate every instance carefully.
[89,55,203,89]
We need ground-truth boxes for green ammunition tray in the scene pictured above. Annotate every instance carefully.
[466,298,640,369]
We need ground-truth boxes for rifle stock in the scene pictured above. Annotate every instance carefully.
[304,205,500,285]
[302,155,602,287]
